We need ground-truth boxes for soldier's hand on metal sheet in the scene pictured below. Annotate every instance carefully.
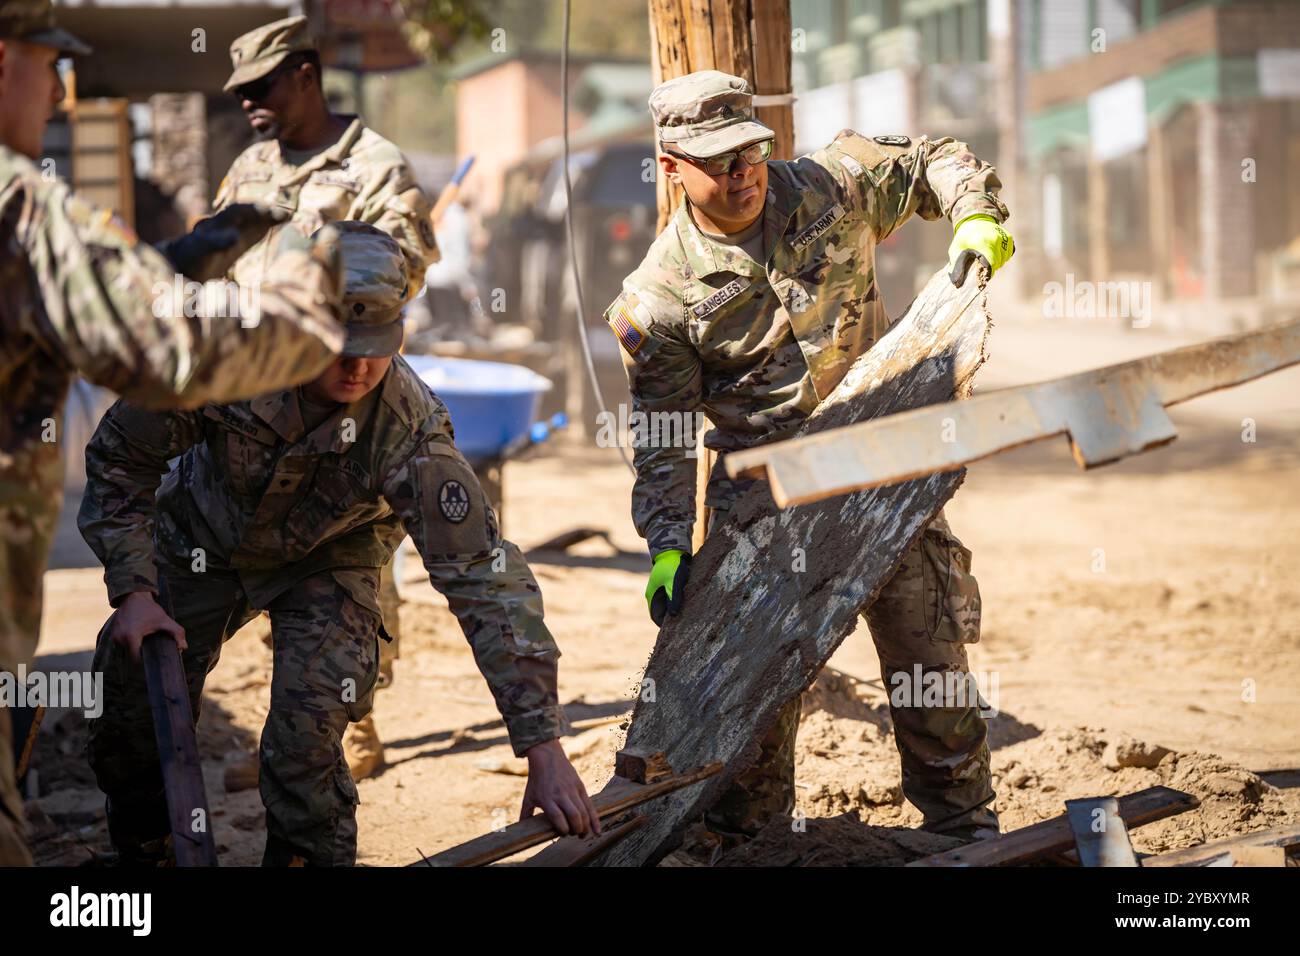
[108,590,187,663]
[947,214,1014,284]
[520,738,601,837]
[646,548,691,626]
[157,202,289,281]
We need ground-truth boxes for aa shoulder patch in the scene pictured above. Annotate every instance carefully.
[439,479,470,523]
[874,134,911,147]
[606,293,648,356]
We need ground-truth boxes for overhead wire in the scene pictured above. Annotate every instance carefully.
[560,0,636,474]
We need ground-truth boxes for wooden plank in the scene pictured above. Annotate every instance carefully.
[141,632,218,867]
[614,748,674,784]
[415,762,721,867]
[1142,824,1300,868]
[908,786,1199,867]
[520,814,648,867]
[14,705,44,780]
[568,262,992,867]
[727,319,1300,507]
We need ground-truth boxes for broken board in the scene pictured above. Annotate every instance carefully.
[530,262,994,866]
[726,319,1300,506]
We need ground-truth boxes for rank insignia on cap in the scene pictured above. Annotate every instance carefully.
[607,295,647,356]
[874,134,910,147]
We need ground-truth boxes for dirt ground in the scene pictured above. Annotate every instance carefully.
[23,303,1300,866]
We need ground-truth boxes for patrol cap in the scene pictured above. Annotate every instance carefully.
[649,70,774,159]
[316,221,408,358]
[0,0,91,55]
[224,14,315,93]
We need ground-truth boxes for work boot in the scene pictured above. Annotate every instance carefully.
[344,714,384,781]
[942,824,1001,845]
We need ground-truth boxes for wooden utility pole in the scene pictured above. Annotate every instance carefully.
[647,0,794,550]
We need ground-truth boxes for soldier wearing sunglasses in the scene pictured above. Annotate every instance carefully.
[606,69,1016,848]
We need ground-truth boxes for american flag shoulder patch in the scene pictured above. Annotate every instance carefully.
[607,295,647,356]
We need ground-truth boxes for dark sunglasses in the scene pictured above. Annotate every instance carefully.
[666,139,774,176]
[232,59,298,103]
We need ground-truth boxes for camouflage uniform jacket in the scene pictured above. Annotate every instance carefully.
[607,131,1008,556]
[215,115,439,297]
[0,143,344,674]
[78,356,561,754]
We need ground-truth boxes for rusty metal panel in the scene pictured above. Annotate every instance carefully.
[727,320,1300,507]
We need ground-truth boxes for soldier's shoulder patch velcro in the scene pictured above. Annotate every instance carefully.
[384,356,441,428]
[606,293,647,356]
[874,134,911,147]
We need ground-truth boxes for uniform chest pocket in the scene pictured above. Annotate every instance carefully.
[203,411,278,498]
[283,458,377,548]
[300,176,360,224]
[689,281,775,362]
[230,171,274,205]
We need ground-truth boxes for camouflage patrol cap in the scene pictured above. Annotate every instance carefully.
[224,14,315,93]
[0,0,91,55]
[316,221,408,358]
[649,70,774,159]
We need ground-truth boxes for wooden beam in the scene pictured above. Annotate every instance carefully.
[908,786,1199,867]
[727,319,1300,507]
[614,748,674,784]
[564,261,993,867]
[414,762,721,867]
[141,632,218,867]
[520,814,648,867]
[1142,824,1300,868]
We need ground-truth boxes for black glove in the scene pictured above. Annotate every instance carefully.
[157,203,288,281]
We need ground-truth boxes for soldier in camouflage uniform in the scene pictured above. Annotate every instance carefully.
[80,224,598,866]
[217,15,442,778]
[0,0,347,866]
[609,71,1016,844]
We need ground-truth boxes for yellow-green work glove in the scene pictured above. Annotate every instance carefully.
[947,214,1014,285]
[646,549,691,627]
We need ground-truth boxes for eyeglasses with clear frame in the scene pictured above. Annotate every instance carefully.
[665,139,774,176]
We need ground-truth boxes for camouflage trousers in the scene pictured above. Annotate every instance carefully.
[0,703,33,865]
[87,563,382,866]
[704,508,997,839]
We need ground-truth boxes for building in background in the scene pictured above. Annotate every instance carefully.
[787,0,1300,330]
[1024,0,1300,329]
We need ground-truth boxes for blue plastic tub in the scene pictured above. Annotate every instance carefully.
[403,355,552,463]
